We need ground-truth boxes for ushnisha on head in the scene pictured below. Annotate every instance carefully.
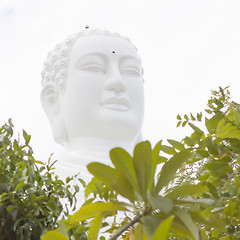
[41,28,145,151]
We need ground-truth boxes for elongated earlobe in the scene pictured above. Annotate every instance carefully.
[40,83,67,145]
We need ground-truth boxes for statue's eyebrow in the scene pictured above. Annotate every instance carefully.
[119,55,142,65]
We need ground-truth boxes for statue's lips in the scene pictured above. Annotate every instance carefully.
[101,97,130,111]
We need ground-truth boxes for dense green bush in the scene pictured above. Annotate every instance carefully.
[0,119,79,240]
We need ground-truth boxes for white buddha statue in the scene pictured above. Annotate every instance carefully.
[40,28,145,182]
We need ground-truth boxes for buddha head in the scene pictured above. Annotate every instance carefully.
[41,29,144,152]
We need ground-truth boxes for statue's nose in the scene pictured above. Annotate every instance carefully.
[104,68,126,92]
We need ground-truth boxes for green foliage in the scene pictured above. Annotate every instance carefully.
[45,86,238,240]
[154,150,193,195]
[41,231,69,240]
[151,216,174,240]
[45,139,213,240]
[0,120,79,240]
[3,85,240,240]
[174,86,240,239]
[70,202,128,223]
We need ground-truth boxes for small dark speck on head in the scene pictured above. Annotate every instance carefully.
[112,51,115,54]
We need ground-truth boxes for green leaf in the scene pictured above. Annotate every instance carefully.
[188,123,204,136]
[13,217,25,231]
[196,149,209,158]
[177,114,182,120]
[59,220,68,237]
[167,139,185,151]
[173,207,200,240]
[160,145,176,155]
[174,198,214,205]
[205,137,219,155]
[197,112,202,121]
[149,195,173,214]
[70,201,127,223]
[204,160,232,178]
[152,216,174,240]
[153,141,162,166]
[237,155,240,164]
[204,182,219,198]
[6,205,16,212]
[216,119,240,139]
[8,118,13,127]
[229,103,240,126]
[184,137,195,147]
[9,208,18,221]
[134,223,147,240]
[23,130,31,145]
[88,162,136,201]
[170,217,193,239]
[15,180,25,191]
[165,184,207,199]
[219,236,238,240]
[150,140,162,192]
[158,156,168,163]
[88,214,103,240]
[154,151,193,195]
[228,138,240,153]
[190,211,222,229]
[114,171,137,201]
[110,147,139,192]
[41,231,69,240]
[143,216,162,240]
[205,113,224,133]
[205,109,212,114]
[133,141,152,201]
[35,160,44,165]
[190,113,196,121]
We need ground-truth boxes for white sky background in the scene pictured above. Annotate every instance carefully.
[0,0,240,161]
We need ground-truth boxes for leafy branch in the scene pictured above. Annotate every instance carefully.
[109,213,143,240]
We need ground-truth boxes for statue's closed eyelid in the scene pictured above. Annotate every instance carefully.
[79,63,106,73]
[120,66,141,76]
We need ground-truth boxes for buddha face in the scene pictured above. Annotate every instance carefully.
[58,35,144,142]
[42,34,144,146]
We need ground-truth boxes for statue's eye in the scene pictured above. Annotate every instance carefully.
[121,67,141,77]
[80,64,105,73]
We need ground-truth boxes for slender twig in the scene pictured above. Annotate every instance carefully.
[109,214,142,240]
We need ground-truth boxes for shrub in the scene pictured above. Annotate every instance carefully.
[0,119,79,240]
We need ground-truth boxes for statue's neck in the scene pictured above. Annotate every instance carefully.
[63,137,135,159]
[55,137,135,183]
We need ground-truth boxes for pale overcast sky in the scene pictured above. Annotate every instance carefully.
[0,0,240,161]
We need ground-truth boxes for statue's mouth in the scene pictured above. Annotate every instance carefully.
[101,97,130,111]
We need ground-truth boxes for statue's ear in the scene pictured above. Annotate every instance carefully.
[40,82,59,117]
[40,83,67,145]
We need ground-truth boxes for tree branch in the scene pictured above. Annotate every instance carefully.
[109,214,142,240]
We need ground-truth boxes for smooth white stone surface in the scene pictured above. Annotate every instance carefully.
[41,28,145,207]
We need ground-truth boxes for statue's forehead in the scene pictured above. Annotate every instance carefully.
[71,35,138,58]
